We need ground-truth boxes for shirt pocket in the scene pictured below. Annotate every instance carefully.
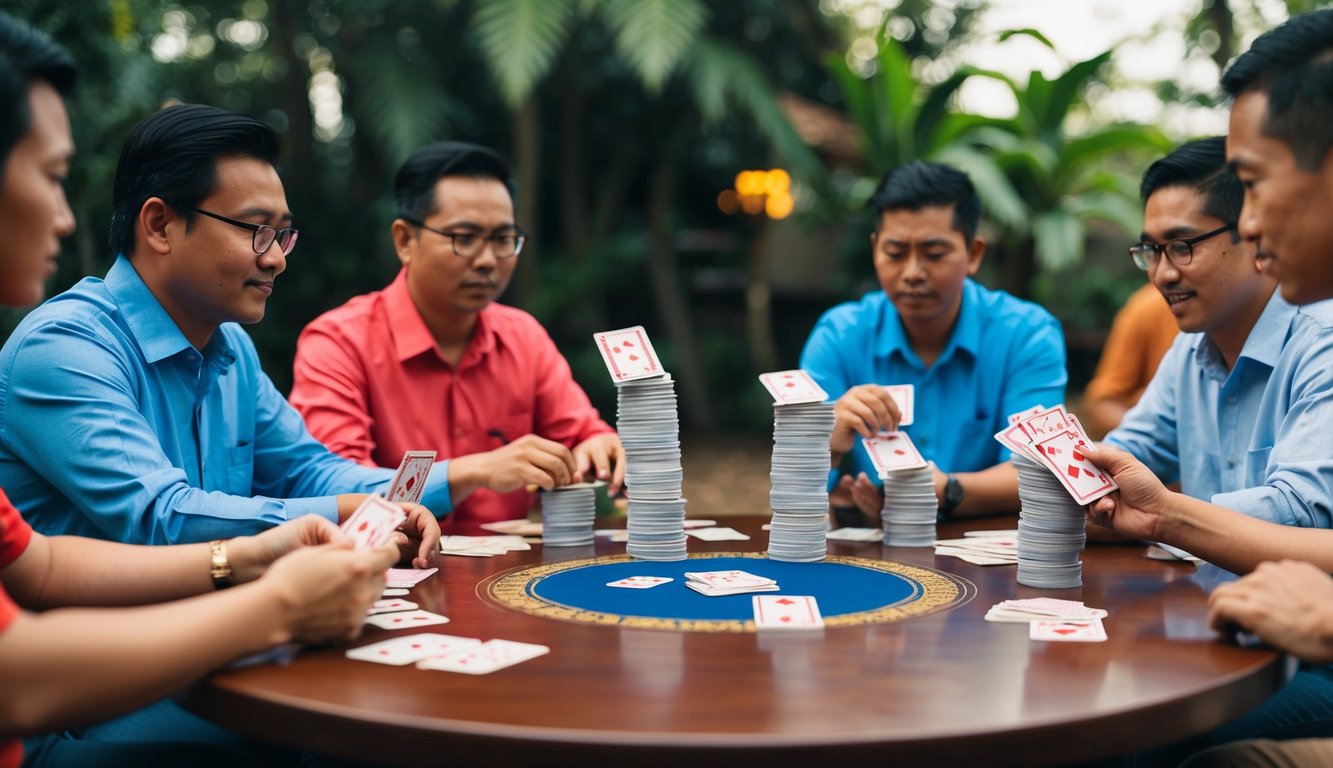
[1246,445,1274,483]
[225,441,255,495]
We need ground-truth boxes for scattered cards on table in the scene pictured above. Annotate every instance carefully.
[347,634,550,674]
[479,519,544,537]
[384,567,438,589]
[826,527,884,542]
[985,598,1107,623]
[606,576,673,589]
[758,369,828,405]
[367,598,418,615]
[363,609,450,630]
[386,450,436,504]
[934,530,1019,565]
[1030,619,1108,643]
[685,526,750,541]
[340,495,406,550]
[753,595,824,631]
[439,535,531,557]
[685,569,779,597]
[346,634,480,666]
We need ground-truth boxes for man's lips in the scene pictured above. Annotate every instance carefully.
[246,279,274,294]
[1162,289,1195,306]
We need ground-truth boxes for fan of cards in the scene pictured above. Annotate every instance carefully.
[995,405,1116,505]
[341,449,439,550]
[985,597,1108,642]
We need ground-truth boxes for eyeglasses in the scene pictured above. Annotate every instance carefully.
[399,217,526,260]
[191,207,300,256]
[1129,224,1235,271]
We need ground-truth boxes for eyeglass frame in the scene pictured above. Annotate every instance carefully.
[191,207,300,256]
[398,216,527,260]
[1129,224,1236,271]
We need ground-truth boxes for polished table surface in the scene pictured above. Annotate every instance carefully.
[185,516,1284,767]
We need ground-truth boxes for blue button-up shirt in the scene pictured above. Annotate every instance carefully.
[1106,292,1333,528]
[0,256,452,544]
[800,279,1067,482]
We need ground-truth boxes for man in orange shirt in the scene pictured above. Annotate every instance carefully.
[291,142,622,534]
[1081,282,1178,438]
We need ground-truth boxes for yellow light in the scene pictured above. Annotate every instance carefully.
[740,195,765,215]
[765,191,794,219]
[764,169,790,195]
[717,189,740,215]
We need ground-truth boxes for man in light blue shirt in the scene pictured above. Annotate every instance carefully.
[0,104,464,549]
[1104,136,1333,529]
[800,161,1066,522]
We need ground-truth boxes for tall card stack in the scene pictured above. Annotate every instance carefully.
[1013,451,1085,588]
[768,401,836,562]
[880,462,937,546]
[618,373,688,561]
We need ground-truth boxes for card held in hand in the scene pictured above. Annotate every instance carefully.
[863,431,928,473]
[758,369,829,405]
[883,384,914,427]
[387,450,436,504]
[341,495,407,550]
[593,325,664,383]
[1032,429,1118,504]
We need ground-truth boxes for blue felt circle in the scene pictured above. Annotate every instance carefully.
[530,556,920,621]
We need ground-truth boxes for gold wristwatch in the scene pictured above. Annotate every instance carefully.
[209,539,234,589]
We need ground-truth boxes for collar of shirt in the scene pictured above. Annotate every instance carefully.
[874,278,981,369]
[383,269,498,369]
[103,255,237,368]
[1192,288,1296,384]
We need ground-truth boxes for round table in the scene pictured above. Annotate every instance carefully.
[184,516,1283,767]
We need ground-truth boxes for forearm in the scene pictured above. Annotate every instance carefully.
[0,581,292,737]
[1161,493,1333,574]
[1084,399,1129,440]
[949,462,1019,518]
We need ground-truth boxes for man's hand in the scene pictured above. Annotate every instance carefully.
[831,385,902,457]
[834,473,883,525]
[263,540,398,645]
[573,433,624,494]
[227,515,342,584]
[392,502,441,569]
[1208,560,1333,664]
[1082,445,1170,541]
[450,434,579,497]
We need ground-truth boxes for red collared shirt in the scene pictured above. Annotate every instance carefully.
[1,489,34,768]
[291,270,613,534]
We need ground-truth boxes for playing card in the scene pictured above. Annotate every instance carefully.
[826,527,884,542]
[593,326,664,383]
[1032,429,1117,504]
[685,526,750,541]
[884,384,914,427]
[381,588,410,597]
[1008,404,1046,425]
[687,581,780,597]
[863,431,928,473]
[995,423,1043,463]
[367,598,418,615]
[758,370,829,406]
[384,567,438,589]
[684,570,775,589]
[1018,405,1073,441]
[386,450,436,504]
[606,576,674,589]
[416,639,550,674]
[363,609,450,630]
[1030,619,1107,642]
[341,495,407,550]
[345,634,481,666]
[752,595,824,631]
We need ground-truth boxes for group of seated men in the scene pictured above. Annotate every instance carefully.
[0,7,1331,768]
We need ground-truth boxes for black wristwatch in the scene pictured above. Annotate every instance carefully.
[939,474,964,518]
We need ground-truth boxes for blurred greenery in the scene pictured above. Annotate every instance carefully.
[0,0,1304,438]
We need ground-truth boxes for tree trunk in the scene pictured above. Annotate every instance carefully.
[512,100,541,310]
[746,225,777,374]
[646,155,715,431]
[1003,235,1036,300]
[1205,0,1235,70]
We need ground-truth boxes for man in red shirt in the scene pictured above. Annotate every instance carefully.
[291,141,622,534]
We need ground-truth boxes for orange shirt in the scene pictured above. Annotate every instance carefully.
[1083,283,1178,430]
[290,270,613,534]
[0,488,34,768]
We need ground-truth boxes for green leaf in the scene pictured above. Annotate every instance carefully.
[1068,190,1142,238]
[346,50,458,168]
[934,144,1029,232]
[472,0,575,106]
[1032,209,1085,270]
[603,0,707,94]
[826,51,885,170]
[1046,50,1112,127]
[997,28,1056,50]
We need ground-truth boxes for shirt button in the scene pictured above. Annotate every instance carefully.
[918,436,929,445]
[1226,396,1238,405]
[1227,458,1236,467]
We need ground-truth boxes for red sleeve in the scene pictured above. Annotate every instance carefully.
[529,322,614,447]
[291,315,379,466]
[0,489,33,571]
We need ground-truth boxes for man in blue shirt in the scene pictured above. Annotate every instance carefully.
[1103,136,1333,530]
[0,104,457,555]
[800,161,1066,523]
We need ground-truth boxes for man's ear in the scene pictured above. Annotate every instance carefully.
[391,219,416,268]
[138,197,175,257]
[967,236,986,276]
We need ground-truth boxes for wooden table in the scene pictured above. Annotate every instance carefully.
[184,516,1283,767]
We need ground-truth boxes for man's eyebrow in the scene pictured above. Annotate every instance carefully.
[237,206,293,224]
[438,220,518,232]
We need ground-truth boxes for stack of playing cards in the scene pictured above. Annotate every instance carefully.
[995,406,1108,589]
[595,327,688,562]
[684,569,779,597]
[933,530,1019,565]
[984,598,1108,642]
[539,486,597,547]
[760,370,836,563]
[862,431,936,547]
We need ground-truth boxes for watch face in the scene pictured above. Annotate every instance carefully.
[945,478,964,507]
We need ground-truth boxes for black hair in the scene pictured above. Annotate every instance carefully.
[393,140,517,222]
[108,104,280,257]
[0,10,77,171]
[1220,9,1333,171]
[868,160,982,243]
[1140,136,1243,227]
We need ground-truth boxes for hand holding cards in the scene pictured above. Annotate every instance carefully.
[994,405,1116,504]
[341,495,406,550]
[386,450,436,504]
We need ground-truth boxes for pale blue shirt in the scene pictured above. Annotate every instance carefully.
[0,256,453,544]
[800,280,1067,482]
[1106,291,1333,528]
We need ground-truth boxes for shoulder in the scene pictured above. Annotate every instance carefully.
[970,282,1061,334]
[811,291,886,338]
[3,279,122,355]
[1293,298,1333,334]
[302,290,383,337]
[486,303,556,343]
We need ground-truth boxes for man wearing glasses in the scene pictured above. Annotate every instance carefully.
[1100,135,1333,532]
[290,141,621,535]
[0,103,442,557]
